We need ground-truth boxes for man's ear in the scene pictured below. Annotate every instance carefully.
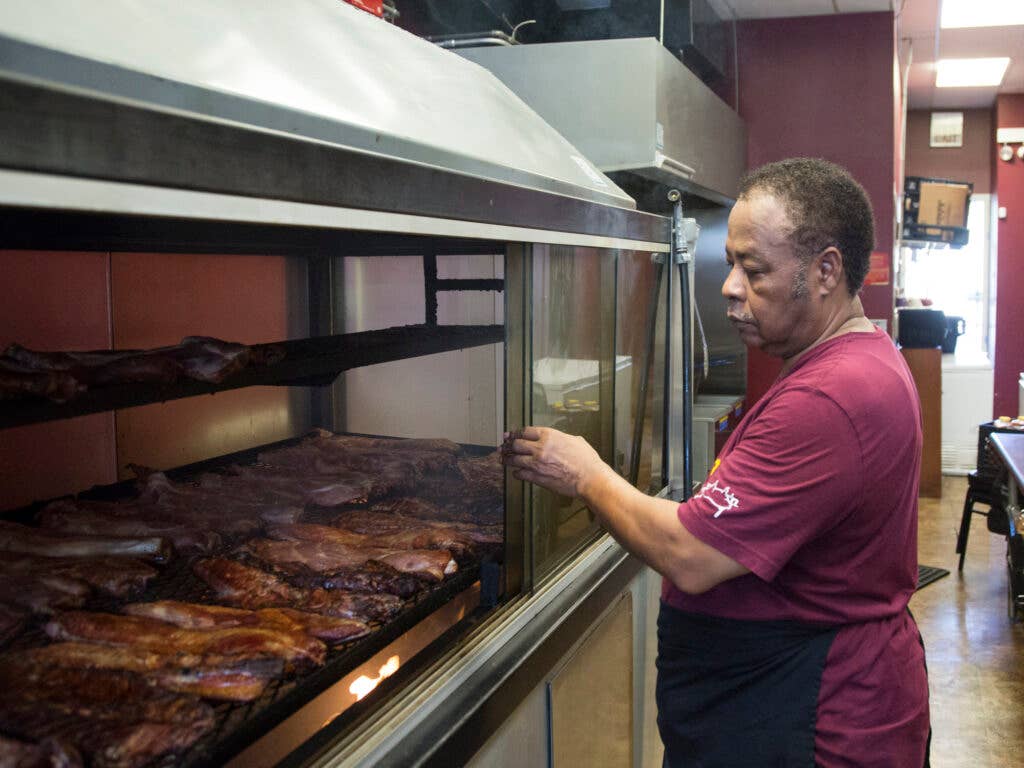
[815,247,844,295]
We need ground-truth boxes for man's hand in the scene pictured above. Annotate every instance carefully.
[501,426,749,593]
[501,426,605,499]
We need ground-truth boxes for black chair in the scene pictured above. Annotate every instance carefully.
[956,423,1011,571]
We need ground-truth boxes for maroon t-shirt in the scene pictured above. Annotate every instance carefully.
[664,327,930,767]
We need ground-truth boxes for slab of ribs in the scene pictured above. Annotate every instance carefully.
[0,429,503,765]
[0,336,285,403]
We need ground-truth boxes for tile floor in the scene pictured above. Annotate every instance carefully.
[911,475,1024,768]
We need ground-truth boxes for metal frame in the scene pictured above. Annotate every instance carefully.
[0,75,669,245]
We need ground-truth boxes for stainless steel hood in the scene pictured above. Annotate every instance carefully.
[0,0,635,211]
[459,38,747,205]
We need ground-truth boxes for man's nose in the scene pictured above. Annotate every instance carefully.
[722,263,744,301]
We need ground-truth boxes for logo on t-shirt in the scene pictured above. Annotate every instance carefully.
[695,478,740,518]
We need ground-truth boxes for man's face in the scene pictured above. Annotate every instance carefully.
[722,192,816,358]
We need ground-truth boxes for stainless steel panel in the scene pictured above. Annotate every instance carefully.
[690,206,747,395]
[0,0,633,208]
[460,38,747,203]
[0,169,670,252]
[0,76,667,241]
[463,686,549,768]
[548,593,633,768]
[316,536,630,767]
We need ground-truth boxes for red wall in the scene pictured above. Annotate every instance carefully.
[0,251,304,511]
[0,251,117,509]
[736,12,897,405]
[994,95,1024,418]
[905,109,994,193]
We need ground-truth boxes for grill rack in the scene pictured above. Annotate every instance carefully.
[2,431,500,767]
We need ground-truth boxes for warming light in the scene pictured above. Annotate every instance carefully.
[348,655,401,701]
[941,0,1024,29]
[935,58,1011,88]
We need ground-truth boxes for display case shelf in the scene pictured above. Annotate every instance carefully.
[0,324,504,431]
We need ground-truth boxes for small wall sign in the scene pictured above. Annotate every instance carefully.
[930,112,964,148]
[864,250,890,286]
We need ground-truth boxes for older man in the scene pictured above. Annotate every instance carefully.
[503,158,930,767]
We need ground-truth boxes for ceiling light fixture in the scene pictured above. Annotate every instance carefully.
[935,58,1011,88]
[941,0,1024,28]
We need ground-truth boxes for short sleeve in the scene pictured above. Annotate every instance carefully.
[678,386,863,581]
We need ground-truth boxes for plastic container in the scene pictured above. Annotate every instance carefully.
[897,308,947,348]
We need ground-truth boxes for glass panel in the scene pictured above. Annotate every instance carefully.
[336,254,504,445]
[531,245,615,577]
[616,251,664,494]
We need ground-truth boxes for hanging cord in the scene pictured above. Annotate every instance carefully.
[510,19,536,42]
[692,277,710,381]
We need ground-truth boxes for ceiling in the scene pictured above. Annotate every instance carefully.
[707,0,1024,110]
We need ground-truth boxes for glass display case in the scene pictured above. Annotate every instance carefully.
[0,4,678,765]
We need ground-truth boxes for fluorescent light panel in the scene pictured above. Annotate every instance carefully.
[941,0,1024,28]
[935,58,1011,87]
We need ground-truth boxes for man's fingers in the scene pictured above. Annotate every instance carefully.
[503,453,532,469]
[503,426,543,443]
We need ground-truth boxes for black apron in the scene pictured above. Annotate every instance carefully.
[656,601,838,768]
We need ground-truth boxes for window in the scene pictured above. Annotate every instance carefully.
[901,194,993,362]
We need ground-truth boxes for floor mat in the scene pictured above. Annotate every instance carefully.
[917,564,951,590]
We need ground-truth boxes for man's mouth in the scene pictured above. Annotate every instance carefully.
[727,314,755,326]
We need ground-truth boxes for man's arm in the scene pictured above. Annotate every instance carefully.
[503,427,749,594]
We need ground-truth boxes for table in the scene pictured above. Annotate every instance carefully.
[988,432,1024,620]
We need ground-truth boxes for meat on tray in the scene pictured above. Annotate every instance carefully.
[342,504,503,548]
[0,520,171,563]
[194,557,402,623]
[13,643,283,703]
[0,661,214,768]
[271,521,476,564]
[45,611,326,671]
[38,499,222,554]
[253,430,462,495]
[455,450,504,495]
[0,605,27,648]
[0,733,83,768]
[0,572,90,614]
[124,600,369,645]
[0,359,83,404]
[0,554,158,600]
[246,534,456,586]
[206,464,382,508]
[259,431,460,470]
[0,335,286,402]
[240,542,424,598]
[131,469,300,537]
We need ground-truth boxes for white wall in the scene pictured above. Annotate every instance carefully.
[942,359,994,474]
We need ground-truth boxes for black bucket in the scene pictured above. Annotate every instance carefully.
[941,316,966,354]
